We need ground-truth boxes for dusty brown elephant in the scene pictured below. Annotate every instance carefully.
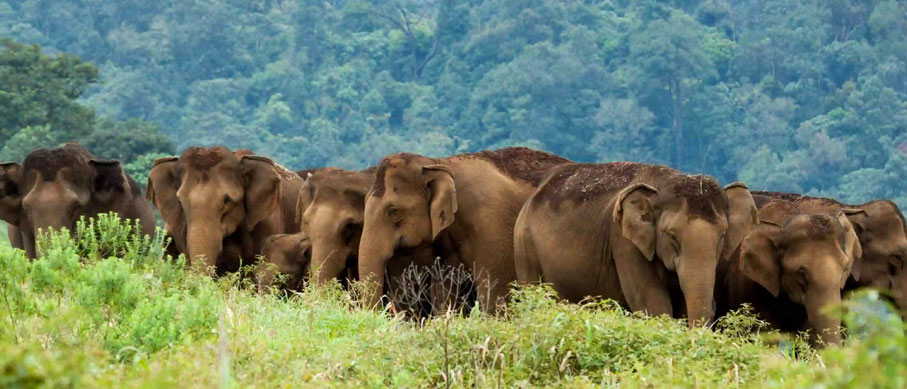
[146,146,304,273]
[358,147,571,313]
[754,191,907,314]
[256,232,312,290]
[716,199,862,345]
[298,167,457,315]
[297,167,375,285]
[513,162,758,326]
[0,143,155,258]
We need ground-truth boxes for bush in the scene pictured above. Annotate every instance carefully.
[0,215,904,387]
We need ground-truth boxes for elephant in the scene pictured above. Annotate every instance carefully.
[716,198,862,345]
[513,162,758,326]
[256,232,312,291]
[298,167,459,315]
[754,191,907,314]
[0,143,155,258]
[358,147,571,313]
[296,167,375,286]
[146,146,304,274]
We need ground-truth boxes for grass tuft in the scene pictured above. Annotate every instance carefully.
[0,214,904,387]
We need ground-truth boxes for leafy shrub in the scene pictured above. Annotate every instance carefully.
[0,215,905,387]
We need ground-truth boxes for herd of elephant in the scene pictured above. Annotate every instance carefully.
[2,143,905,346]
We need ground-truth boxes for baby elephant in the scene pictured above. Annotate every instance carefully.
[716,200,862,346]
[256,233,312,291]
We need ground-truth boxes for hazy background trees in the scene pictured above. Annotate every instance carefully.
[0,0,904,208]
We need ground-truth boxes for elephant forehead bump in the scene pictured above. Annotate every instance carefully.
[182,146,234,170]
[662,175,725,224]
[785,214,837,241]
[22,144,93,180]
[372,153,421,198]
[468,147,571,186]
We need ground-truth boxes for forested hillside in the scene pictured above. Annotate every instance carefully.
[1,0,905,207]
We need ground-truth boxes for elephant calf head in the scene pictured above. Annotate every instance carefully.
[296,168,373,285]
[740,204,863,345]
[257,233,312,290]
[0,144,136,258]
[614,176,758,326]
[147,146,282,271]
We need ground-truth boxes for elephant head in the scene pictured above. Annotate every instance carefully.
[614,177,757,326]
[359,154,454,308]
[740,209,862,345]
[146,146,281,271]
[844,201,907,311]
[296,168,373,285]
[0,144,136,258]
[256,233,312,290]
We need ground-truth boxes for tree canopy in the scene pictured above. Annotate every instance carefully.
[0,0,904,207]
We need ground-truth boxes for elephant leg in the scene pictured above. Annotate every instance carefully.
[429,266,459,315]
[612,239,672,316]
[22,229,37,259]
[472,264,510,315]
[7,224,24,250]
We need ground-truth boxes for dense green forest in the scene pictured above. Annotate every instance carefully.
[0,0,905,208]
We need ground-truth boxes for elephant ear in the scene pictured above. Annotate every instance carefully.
[841,208,869,235]
[740,222,782,297]
[295,180,314,225]
[0,162,22,224]
[423,164,457,241]
[723,182,759,261]
[90,160,130,206]
[613,183,658,261]
[836,210,864,285]
[147,157,183,233]
[242,155,282,231]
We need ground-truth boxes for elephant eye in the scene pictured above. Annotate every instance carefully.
[386,206,402,222]
[221,196,233,210]
[68,202,80,217]
[667,231,680,249]
[340,219,361,242]
[892,252,904,269]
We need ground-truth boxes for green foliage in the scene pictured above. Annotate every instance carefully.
[82,117,174,163]
[0,214,219,374]
[123,152,170,189]
[2,0,904,208]
[0,39,173,184]
[0,216,904,387]
[0,39,96,143]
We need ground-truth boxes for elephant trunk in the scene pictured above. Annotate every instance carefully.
[256,262,278,290]
[186,222,222,271]
[806,289,843,346]
[676,251,717,327]
[31,213,74,239]
[357,230,394,309]
[680,276,716,327]
[311,243,350,286]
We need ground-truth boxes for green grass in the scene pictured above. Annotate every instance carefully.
[0,221,8,246]
[0,215,904,388]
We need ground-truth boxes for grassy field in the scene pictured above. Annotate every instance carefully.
[0,221,7,245]
[0,215,904,388]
